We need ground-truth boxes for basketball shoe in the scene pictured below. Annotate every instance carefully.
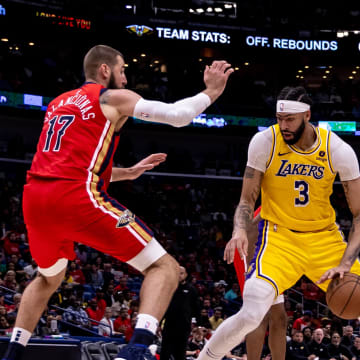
[115,344,157,360]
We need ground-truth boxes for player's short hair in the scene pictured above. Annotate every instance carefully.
[277,86,313,106]
[83,45,124,79]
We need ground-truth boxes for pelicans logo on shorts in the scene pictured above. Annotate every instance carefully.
[116,210,136,228]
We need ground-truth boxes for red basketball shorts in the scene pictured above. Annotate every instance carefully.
[23,177,165,275]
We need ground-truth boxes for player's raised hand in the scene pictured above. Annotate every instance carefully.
[203,60,234,102]
[224,230,248,264]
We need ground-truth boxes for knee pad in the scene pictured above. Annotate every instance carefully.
[241,275,276,326]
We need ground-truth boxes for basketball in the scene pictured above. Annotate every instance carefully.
[326,273,360,319]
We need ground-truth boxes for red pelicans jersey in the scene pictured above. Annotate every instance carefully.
[28,82,120,189]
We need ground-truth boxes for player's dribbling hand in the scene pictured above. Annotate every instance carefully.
[224,230,248,264]
[317,264,351,284]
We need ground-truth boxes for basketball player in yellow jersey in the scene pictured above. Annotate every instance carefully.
[198,86,360,360]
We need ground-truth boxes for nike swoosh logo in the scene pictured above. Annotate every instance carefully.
[278,151,291,156]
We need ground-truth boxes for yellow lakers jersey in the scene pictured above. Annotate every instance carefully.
[261,124,336,231]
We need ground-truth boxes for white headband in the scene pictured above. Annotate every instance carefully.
[276,100,310,113]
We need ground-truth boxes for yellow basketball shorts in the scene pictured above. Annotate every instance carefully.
[246,219,360,296]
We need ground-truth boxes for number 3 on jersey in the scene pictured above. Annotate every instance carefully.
[43,115,75,152]
[294,180,309,206]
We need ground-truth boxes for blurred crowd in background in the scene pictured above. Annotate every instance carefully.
[0,170,359,359]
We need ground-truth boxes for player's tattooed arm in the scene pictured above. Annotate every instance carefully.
[233,166,263,232]
[99,90,110,104]
[340,179,360,267]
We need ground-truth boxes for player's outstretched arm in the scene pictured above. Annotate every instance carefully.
[318,177,360,283]
[224,166,263,264]
[111,153,167,182]
[101,60,233,128]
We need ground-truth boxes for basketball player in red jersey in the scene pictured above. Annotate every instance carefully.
[1,45,233,360]
[234,207,287,360]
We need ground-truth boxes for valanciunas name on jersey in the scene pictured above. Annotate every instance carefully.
[275,159,324,179]
[45,90,95,122]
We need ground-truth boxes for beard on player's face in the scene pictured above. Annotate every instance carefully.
[107,72,118,89]
[280,117,306,145]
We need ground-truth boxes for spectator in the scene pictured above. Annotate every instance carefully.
[63,269,76,286]
[160,266,199,360]
[6,293,22,315]
[350,337,360,360]
[186,326,207,359]
[293,303,304,321]
[285,330,312,360]
[303,283,323,310]
[0,316,10,335]
[68,261,85,285]
[3,270,17,290]
[23,259,37,279]
[209,307,223,331]
[342,325,356,348]
[124,313,137,343]
[98,307,117,337]
[75,244,88,264]
[0,305,7,318]
[121,289,133,310]
[322,323,331,345]
[85,299,103,326]
[285,300,294,317]
[39,315,60,336]
[202,298,214,317]
[308,328,331,360]
[62,296,89,327]
[111,291,125,318]
[103,284,116,307]
[302,326,313,345]
[114,276,129,293]
[15,276,28,294]
[224,283,241,302]
[293,310,314,332]
[2,232,20,256]
[327,332,355,360]
[128,300,139,318]
[213,280,227,297]
[89,263,104,289]
[113,307,131,336]
[197,308,211,330]
[102,263,115,289]
[94,289,107,318]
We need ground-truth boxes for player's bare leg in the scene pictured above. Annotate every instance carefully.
[138,253,179,319]
[116,253,179,360]
[268,303,287,360]
[1,268,66,360]
[246,311,270,360]
[15,269,66,331]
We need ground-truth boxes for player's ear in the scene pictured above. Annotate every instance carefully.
[99,63,110,78]
[305,110,311,122]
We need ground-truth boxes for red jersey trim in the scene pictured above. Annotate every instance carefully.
[85,123,153,244]
[88,174,152,244]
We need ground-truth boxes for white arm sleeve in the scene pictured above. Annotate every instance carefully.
[330,132,360,181]
[133,93,211,128]
[246,127,273,173]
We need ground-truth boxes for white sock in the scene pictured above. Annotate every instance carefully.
[10,327,32,347]
[198,277,275,360]
[135,313,158,335]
